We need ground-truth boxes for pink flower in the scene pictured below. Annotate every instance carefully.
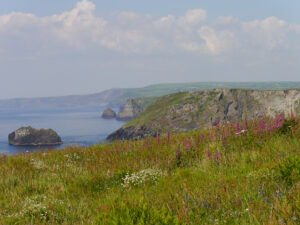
[176,146,181,165]
[214,151,219,162]
[216,121,220,131]
[185,138,189,151]
[156,133,159,144]
[235,122,240,134]
[207,149,210,158]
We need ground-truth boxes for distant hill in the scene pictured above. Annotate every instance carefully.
[1,82,300,111]
[107,88,300,141]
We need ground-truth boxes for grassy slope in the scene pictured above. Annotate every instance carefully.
[124,92,189,128]
[0,118,299,224]
[111,82,300,106]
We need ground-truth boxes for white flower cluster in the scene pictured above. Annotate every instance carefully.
[64,153,81,167]
[122,169,165,188]
[247,168,274,179]
[30,158,47,170]
[7,195,64,220]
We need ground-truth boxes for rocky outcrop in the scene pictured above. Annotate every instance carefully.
[108,88,300,141]
[107,125,156,141]
[102,107,116,119]
[8,127,62,146]
[116,98,146,121]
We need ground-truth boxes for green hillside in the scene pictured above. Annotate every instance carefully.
[121,81,300,99]
[1,117,299,224]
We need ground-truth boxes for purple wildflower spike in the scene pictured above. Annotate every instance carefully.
[216,121,220,131]
[185,138,189,151]
[156,133,159,144]
[167,132,170,142]
[291,110,294,119]
[222,138,226,146]
[214,151,219,162]
[209,132,213,141]
[235,122,240,134]
[176,146,181,166]
[207,148,210,158]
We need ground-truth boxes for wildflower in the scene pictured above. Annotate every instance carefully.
[2,155,5,162]
[278,219,286,224]
[222,138,226,146]
[167,132,170,142]
[185,138,189,151]
[214,151,219,162]
[244,119,248,130]
[235,122,240,134]
[290,110,294,119]
[156,133,159,144]
[216,121,220,131]
[276,113,283,128]
[176,146,181,166]
[209,132,213,141]
[207,147,210,158]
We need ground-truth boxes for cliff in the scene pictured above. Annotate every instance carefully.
[116,97,157,121]
[107,88,300,141]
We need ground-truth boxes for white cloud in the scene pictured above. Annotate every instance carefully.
[177,9,207,28]
[242,16,287,49]
[198,26,236,55]
[0,0,299,58]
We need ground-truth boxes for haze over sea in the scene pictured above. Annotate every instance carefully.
[0,107,125,155]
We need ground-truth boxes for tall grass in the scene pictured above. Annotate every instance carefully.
[0,116,299,224]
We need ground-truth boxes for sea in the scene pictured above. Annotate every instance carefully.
[0,107,125,155]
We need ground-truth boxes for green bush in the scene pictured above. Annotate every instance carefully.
[277,155,300,187]
[278,119,298,135]
[95,202,180,225]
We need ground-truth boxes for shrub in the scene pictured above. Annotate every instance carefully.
[277,155,300,187]
[278,119,298,135]
[95,202,180,225]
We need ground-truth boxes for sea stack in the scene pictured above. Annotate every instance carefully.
[116,98,144,121]
[102,107,116,119]
[8,126,62,146]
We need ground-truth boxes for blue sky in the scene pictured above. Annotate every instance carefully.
[0,0,300,99]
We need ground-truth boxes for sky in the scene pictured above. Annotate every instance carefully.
[0,0,300,99]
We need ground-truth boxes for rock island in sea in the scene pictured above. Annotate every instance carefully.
[8,126,62,146]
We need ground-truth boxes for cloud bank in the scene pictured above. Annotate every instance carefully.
[1,0,299,58]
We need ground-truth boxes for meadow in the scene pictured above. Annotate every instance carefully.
[0,115,299,224]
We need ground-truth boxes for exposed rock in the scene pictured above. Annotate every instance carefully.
[108,88,300,141]
[8,126,62,146]
[102,107,116,119]
[116,98,146,121]
[107,125,156,141]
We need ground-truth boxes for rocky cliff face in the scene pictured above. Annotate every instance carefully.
[116,98,146,121]
[107,89,300,141]
[8,127,62,146]
[102,107,116,119]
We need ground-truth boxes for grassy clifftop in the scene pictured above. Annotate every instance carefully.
[0,117,299,224]
[108,89,300,141]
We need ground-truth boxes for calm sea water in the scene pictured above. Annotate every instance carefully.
[0,107,125,155]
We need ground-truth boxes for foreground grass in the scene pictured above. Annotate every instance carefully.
[0,119,299,224]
